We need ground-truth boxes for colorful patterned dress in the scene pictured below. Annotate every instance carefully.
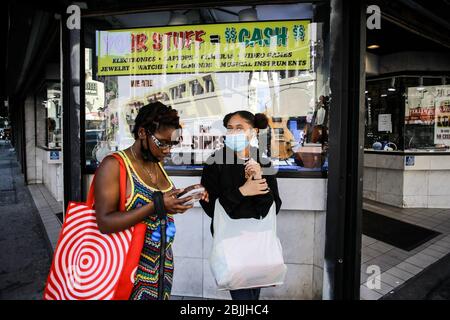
[116,151,175,300]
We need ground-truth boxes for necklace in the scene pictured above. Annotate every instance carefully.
[130,145,159,188]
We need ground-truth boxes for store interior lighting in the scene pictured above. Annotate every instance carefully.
[417,76,425,91]
[388,77,396,92]
[367,44,380,50]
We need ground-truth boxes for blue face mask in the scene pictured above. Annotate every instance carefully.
[225,133,249,152]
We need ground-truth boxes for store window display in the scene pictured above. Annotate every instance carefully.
[83,3,331,176]
[365,75,450,152]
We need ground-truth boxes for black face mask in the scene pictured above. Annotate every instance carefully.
[141,135,159,163]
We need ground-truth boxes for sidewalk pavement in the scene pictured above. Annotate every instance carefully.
[361,200,450,300]
[0,141,51,299]
[382,252,450,300]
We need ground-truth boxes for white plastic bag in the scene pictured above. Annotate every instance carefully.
[209,200,287,291]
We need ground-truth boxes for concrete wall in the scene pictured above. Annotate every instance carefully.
[23,94,63,202]
[24,96,41,184]
[364,152,450,208]
[169,176,328,300]
[37,148,64,202]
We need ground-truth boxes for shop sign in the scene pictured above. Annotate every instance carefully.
[86,81,98,95]
[405,107,435,124]
[405,85,450,128]
[97,20,310,75]
[405,156,415,167]
[378,114,392,132]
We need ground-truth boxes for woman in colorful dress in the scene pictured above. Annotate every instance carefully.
[94,101,208,300]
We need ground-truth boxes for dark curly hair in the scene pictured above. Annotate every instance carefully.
[223,110,269,130]
[132,101,181,139]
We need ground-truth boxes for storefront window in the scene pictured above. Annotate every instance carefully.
[36,82,62,149]
[46,85,62,149]
[83,3,331,175]
[365,75,450,151]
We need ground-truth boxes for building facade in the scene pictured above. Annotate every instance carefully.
[6,0,449,300]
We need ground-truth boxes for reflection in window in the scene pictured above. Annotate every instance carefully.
[174,84,186,99]
[203,75,215,93]
[190,80,204,96]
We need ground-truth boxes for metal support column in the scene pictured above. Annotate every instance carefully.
[62,13,84,208]
[323,0,366,300]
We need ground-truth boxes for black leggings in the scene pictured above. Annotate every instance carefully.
[230,288,261,300]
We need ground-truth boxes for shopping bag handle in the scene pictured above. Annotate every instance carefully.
[86,153,127,211]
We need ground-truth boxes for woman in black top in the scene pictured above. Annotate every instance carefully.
[200,110,282,300]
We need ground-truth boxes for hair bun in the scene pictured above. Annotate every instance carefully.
[254,113,269,129]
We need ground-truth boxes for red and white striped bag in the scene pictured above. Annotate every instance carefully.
[43,153,146,300]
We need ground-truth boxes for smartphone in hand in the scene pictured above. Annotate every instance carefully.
[177,184,205,205]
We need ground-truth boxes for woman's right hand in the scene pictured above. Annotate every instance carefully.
[239,176,270,197]
[163,189,194,214]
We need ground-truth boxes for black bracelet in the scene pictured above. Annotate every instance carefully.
[153,191,166,219]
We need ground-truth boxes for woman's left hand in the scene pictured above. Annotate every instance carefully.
[245,159,263,179]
